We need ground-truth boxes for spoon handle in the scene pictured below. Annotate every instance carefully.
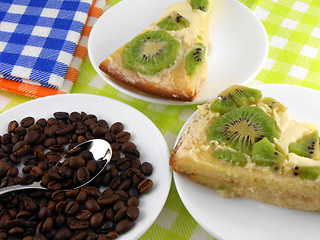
[0,182,46,196]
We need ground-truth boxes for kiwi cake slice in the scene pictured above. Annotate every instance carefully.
[123,30,180,76]
[185,43,206,76]
[208,106,279,154]
[157,12,190,31]
[210,85,262,114]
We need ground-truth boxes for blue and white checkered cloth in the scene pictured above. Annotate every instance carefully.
[0,0,92,89]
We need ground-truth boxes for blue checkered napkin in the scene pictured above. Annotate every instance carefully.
[0,0,92,89]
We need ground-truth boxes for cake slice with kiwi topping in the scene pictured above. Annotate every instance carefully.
[170,85,320,212]
[99,0,213,101]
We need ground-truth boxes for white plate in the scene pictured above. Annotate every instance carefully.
[173,84,320,240]
[88,0,268,105]
[0,94,171,240]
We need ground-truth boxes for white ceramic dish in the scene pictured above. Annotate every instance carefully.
[0,94,171,240]
[88,0,268,105]
[173,84,320,240]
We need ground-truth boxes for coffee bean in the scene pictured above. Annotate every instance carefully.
[7,121,18,133]
[8,226,24,237]
[140,162,153,176]
[38,207,52,219]
[100,221,115,233]
[54,227,73,240]
[127,196,139,207]
[107,231,119,239]
[138,179,153,194]
[71,231,87,240]
[114,206,127,222]
[54,112,69,120]
[55,214,65,227]
[69,219,90,231]
[42,217,53,232]
[126,206,139,220]
[24,131,40,144]
[65,200,79,215]
[85,199,100,213]
[90,212,104,228]
[77,167,90,184]
[20,117,35,128]
[75,209,92,221]
[115,219,135,234]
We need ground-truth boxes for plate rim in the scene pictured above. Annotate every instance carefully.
[88,0,269,105]
[172,84,320,240]
[0,93,172,240]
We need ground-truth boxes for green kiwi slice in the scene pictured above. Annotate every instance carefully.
[261,97,287,113]
[189,0,209,11]
[208,106,279,154]
[293,166,320,180]
[251,138,285,169]
[288,131,320,159]
[213,149,247,166]
[123,30,180,76]
[210,85,262,114]
[185,43,206,76]
[157,12,190,31]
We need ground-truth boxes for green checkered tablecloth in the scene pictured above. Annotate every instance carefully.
[0,0,319,239]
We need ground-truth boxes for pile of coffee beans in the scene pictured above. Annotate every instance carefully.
[0,111,153,239]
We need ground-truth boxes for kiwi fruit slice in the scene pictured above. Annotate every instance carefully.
[157,12,190,31]
[185,43,206,76]
[208,106,279,154]
[189,0,209,11]
[293,166,320,180]
[261,97,287,114]
[251,138,285,169]
[210,85,262,114]
[123,30,180,76]
[213,149,247,166]
[288,131,320,159]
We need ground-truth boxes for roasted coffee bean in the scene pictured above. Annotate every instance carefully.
[83,186,101,198]
[115,131,130,143]
[58,165,73,178]
[13,140,30,157]
[36,118,47,128]
[90,212,104,228]
[75,209,92,221]
[52,190,65,202]
[56,124,75,136]
[128,187,140,198]
[97,194,119,206]
[111,142,121,152]
[115,219,135,234]
[7,120,18,133]
[138,179,153,194]
[54,112,69,120]
[115,158,130,171]
[8,226,24,237]
[24,198,38,213]
[65,200,79,215]
[85,199,100,213]
[49,144,64,152]
[24,131,40,144]
[71,231,87,240]
[77,167,90,183]
[86,232,98,240]
[70,112,82,122]
[104,130,115,143]
[107,231,119,239]
[34,149,45,161]
[6,166,18,178]
[54,227,73,240]
[20,117,34,128]
[56,136,69,145]
[0,162,13,177]
[43,138,56,148]
[105,207,114,221]
[69,156,86,169]
[114,206,127,222]
[18,174,35,185]
[47,181,62,191]
[85,160,97,175]
[42,217,53,232]
[69,219,90,231]
[110,122,123,134]
[126,206,139,220]
[38,207,52,219]
[55,214,65,227]
[109,176,121,189]
[100,220,115,233]
[47,118,59,126]
[92,126,108,138]
[127,196,139,207]
[97,234,108,240]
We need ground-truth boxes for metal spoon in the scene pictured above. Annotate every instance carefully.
[0,139,112,196]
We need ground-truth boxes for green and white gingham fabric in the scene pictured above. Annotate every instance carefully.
[0,0,319,239]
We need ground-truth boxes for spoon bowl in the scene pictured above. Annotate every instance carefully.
[0,139,112,196]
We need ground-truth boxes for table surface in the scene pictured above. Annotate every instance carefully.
[0,0,319,239]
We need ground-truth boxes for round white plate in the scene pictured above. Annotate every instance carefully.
[0,94,171,240]
[173,84,320,240]
[88,0,268,105]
